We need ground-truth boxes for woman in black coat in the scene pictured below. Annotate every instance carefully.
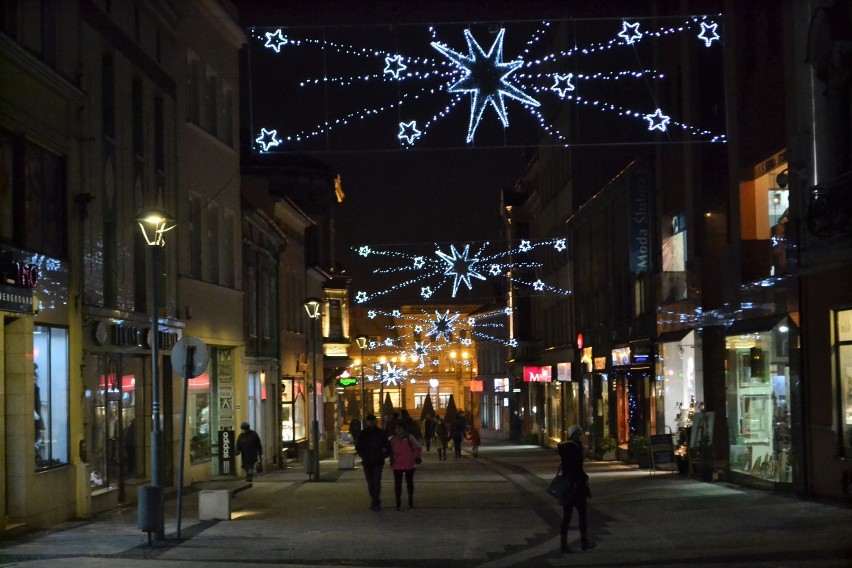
[236,422,263,482]
[557,425,595,553]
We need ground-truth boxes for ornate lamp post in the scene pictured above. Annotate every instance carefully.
[303,297,322,481]
[135,209,175,543]
[355,335,368,423]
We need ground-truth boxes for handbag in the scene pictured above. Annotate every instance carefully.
[546,464,575,502]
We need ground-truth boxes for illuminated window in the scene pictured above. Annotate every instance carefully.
[836,309,852,457]
[34,325,69,470]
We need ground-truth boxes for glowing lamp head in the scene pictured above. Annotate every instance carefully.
[303,297,322,319]
[356,335,368,349]
[136,209,176,246]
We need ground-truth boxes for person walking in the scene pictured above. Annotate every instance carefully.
[389,423,422,510]
[355,414,391,511]
[435,417,449,461]
[450,414,465,459]
[235,422,263,482]
[557,425,595,553]
[423,415,435,451]
[468,426,481,457]
[348,415,362,445]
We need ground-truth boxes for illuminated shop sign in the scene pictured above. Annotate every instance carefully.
[523,366,551,383]
[593,357,607,371]
[612,347,631,366]
[631,341,652,365]
[470,379,483,392]
[557,362,572,382]
[0,283,33,314]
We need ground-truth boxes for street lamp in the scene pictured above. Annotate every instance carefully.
[135,209,175,543]
[303,297,322,481]
[356,335,368,424]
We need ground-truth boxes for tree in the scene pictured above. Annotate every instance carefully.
[420,394,435,419]
[443,394,458,425]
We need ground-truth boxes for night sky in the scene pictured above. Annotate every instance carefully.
[234,1,725,305]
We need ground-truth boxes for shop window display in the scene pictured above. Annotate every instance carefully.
[188,374,211,462]
[836,309,852,456]
[33,325,69,469]
[726,319,793,483]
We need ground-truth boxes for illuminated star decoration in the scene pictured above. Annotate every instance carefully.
[550,73,575,98]
[255,128,281,152]
[644,108,671,132]
[358,246,372,257]
[264,29,288,52]
[436,244,486,297]
[431,28,540,143]
[697,22,720,47]
[384,54,408,79]
[398,121,422,145]
[353,239,572,303]
[362,307,511,352]
[252,17,726,151]
[618,21,643,45]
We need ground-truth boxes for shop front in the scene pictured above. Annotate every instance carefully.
[1,247,75,532]
[610,340,656,446]
[523,365,551,444]
[656,330,704,454]
[279,375,307,459]
[725,315,797,488]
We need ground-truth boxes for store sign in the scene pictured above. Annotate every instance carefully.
[557,362,572,382]
[593,356,607,371]
[0,283,33,314]
[470,379,483,392]
[576,333,584,350]
[218,429,236,475]
[631,341,652,365]
[523,366,552,383]
[629,169,652,273]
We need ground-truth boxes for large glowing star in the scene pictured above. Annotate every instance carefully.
[427,310,459,343]
[264,29,288,53]
[432,29,540,143]
[398,121,421,145]
[644,108,671,132]
[255,128,281,152]
[436,244,486,297]
[697,22,720,47]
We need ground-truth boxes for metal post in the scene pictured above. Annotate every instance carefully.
[310,317,320,481]
[359,345,366,424]
[176,346,194,539]
[151,246,162,489]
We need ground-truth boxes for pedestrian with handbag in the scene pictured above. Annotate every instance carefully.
[235,422,263,482]
[389,423,422,510]
[557,425,596,553]
[435,417,449,461]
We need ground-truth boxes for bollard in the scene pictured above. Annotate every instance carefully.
[137,485,164,544]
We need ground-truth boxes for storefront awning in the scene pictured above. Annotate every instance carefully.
[726,314,787,336]
[656,329,692,343]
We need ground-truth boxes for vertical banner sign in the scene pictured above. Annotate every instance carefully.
[218,349,234,429]
[629,168,652,273]
[218,429,235,475]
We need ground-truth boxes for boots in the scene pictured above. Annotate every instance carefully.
[581,538,596,551]
[560,536,570,554]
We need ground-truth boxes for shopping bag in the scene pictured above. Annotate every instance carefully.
[546,465,575,501]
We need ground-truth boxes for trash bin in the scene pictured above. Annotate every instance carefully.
[304,449,316,476]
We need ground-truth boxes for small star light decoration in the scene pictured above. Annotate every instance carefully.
[249,16,725,151]
[353,239,572,304]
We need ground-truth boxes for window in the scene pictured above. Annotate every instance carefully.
[725,319,793,483]
[187,54,201,125]
[189,195,202,278]
[836,309,852,457]
[223,211,235,288]
[34,325,69,469]
[221,83,234,147]
[207,205,219,284]
[188,373,211,463]
[205,70,218,135]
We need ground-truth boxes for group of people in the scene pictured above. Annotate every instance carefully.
[353,410,481,510]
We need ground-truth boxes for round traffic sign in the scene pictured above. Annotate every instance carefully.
[172,336,209,379]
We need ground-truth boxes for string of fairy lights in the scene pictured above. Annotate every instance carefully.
[250,15,724,151]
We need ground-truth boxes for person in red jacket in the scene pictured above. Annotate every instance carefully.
[389,423,422,510]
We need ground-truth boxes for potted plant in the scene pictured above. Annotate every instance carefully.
[598,437,618,461]
[628,435,651,468]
